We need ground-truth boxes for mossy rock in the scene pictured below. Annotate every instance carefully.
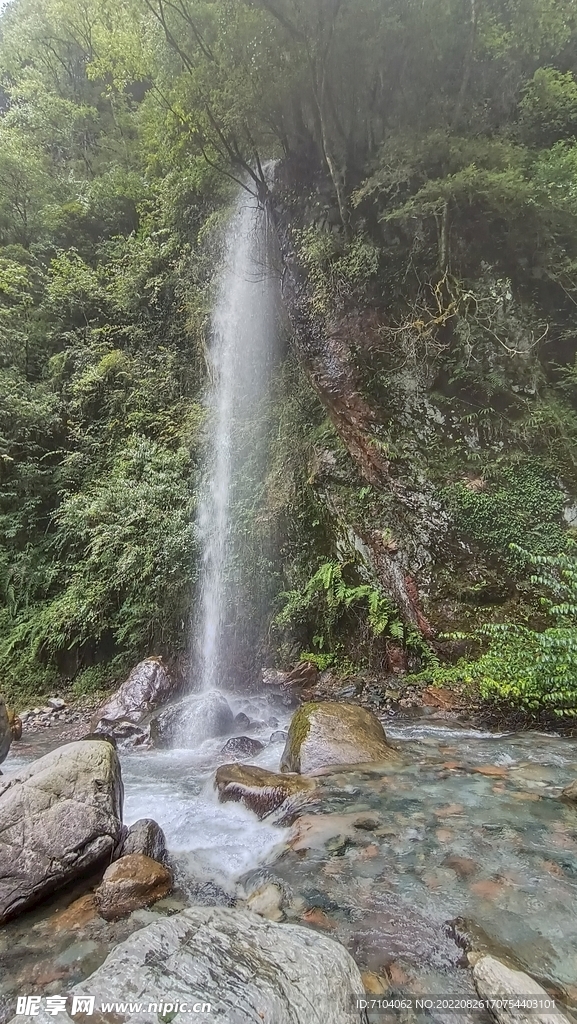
[215,763,315,819]
[280,701,398,775]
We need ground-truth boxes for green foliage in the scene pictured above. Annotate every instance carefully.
[519,69,577,148]
[296,228,380,314]
[443,465,566,573]
[276,559,405,656]
[429,546,577,716]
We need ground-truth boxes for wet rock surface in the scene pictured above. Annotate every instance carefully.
[149,689,233,748]
[0,740,123,924]
[94,854,172,921]
[119,819,168,864]
[9,907,364,1024]
[91,658,178,737]
[219,735,264,759]
[281,701,399,774]
[215,762,316,819]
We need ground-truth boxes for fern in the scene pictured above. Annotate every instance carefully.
[275,559,406,649]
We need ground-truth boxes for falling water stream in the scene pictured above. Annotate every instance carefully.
[196,180,278,693]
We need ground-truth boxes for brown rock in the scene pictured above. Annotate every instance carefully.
[362,972,389,996]
[7,709,22,741]
[443,855,477,878]
[94,854,172,921]
[302,908,336,931]
[470,879,505,900]
[387,962,411,986]
[215,763,315,819]
[472,765,508,777]
[50,894,98,932]
[435,828,454,843]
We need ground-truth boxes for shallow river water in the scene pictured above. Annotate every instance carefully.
[2,695,577,1021]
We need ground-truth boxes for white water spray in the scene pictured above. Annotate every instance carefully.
[196,182,277,691]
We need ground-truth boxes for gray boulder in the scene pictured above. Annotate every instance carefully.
[0,699,11,764]
[91,657,177,735]
[9,907,363,1023]
[280,701,399,775]
[0,740,123,924]
[150,690,233,748]
[473,955,571,1024]
[220,735,264,759]
[120,818,168,864]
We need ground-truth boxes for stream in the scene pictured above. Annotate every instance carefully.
[1,697,576,1022]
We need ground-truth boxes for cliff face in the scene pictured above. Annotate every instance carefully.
[265,171,574,675]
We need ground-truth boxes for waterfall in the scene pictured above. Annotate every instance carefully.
[195,180,278,692]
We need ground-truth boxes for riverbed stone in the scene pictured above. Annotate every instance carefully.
[150,690,234,747]
[215,763,316,818]
[120,818,168,864]
[0,740,123,924]
[280,701,398,775]
[91,657,177,734]
[220,735,265,759]
[9,907,364,1024]
[246,881,285,921]
[94,854,172,921]
[561,779,577,802]
[473,955,571,1024]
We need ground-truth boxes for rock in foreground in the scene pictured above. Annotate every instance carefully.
[91,657,177,734]
[215,763,315,818]
[0,698,11,763]
[473,955,571,1024]
[0,740,123,924]
[95,854,172,920]
[280,701,398,775]
[10,907,363,1023]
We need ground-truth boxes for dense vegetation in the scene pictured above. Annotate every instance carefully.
[2,0,577,715]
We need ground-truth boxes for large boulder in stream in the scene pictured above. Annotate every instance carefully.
[473,955,572,1024]
[0,698,11,764]
[91,657,177,737]
[215,763,316,818]
[149,689,234,748]
[0,740,123,924]
[9,907,363,1024]
[280,701,398,775]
